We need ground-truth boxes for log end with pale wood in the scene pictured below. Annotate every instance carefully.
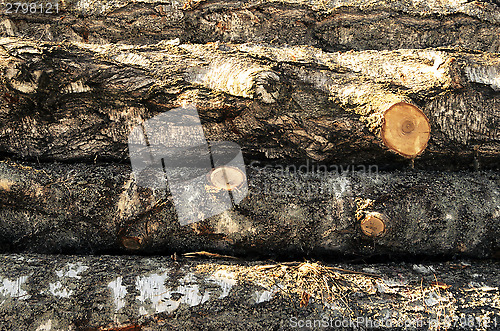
[360,212,388,238]
[208,166,247,191]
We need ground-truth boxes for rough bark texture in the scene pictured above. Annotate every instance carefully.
[1,0,500,52]
[1,160,499,258]
[0,254,499,330]
[0,38,498,169]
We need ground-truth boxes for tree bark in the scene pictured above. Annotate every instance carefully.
[0,253,499,330]
[1,0,499,52]
[0,38,498,169]
[1,160,499,258]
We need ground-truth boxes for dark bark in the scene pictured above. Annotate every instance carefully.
[1,160,499,258]
[0,253,499,330]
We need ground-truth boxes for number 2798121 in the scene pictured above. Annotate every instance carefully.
[4,2,59,14]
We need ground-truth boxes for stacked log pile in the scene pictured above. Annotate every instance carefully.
[0,0,499,329]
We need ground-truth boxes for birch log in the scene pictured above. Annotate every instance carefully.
[0,254,499,330]
[0,38,498,169]
[0,160,499,258]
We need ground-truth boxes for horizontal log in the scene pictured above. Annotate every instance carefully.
[0,38,498,169]
[0,0,499,52]
[0,254,499,330]
[0,160,499,258]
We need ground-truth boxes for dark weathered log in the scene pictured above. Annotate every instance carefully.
[0,160,499,258]
[1,0,499,52]
[0,38,498,169]
[0,254,499,330]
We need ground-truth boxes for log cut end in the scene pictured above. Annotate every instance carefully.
[208,166,246,191]
[381,102,430,158]
[360,212,387,238]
